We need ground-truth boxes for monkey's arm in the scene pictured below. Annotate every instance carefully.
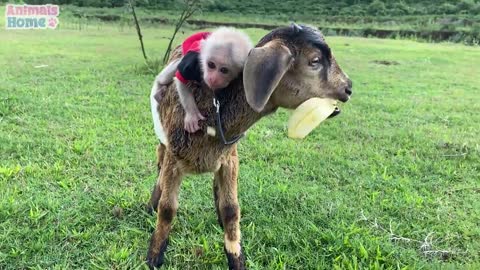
[176,79,199,114]
[157,58,181,85]
[175,79,205,133]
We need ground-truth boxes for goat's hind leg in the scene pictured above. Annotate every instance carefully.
[147,143,166,214]
[215,147,246,270]
[213,174,223,228]
[146,152,183,269]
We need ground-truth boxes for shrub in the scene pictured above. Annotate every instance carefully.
[437,3,458,15]
[206,1,231,12]
[457,0,475,13]
[472,23,480,36]
[391,1,411,16]
[367,0,386,16]
[440,23,457,32]
[472,3,480,14]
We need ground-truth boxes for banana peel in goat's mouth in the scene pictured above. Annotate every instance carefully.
[287,98,339,139]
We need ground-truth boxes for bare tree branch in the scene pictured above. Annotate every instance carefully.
[128,0,147,60]
[162,0,203,64]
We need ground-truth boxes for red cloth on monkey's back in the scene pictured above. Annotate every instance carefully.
[181,32,210,55]
[175,31,211,84]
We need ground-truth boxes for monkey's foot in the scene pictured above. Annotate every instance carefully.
[153,84,169,103]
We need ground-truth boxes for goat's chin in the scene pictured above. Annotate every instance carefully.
[339,96,350,103]
[330,92,350,103]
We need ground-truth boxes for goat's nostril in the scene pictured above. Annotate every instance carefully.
[345,87,352,95]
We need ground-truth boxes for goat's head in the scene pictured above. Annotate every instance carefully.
[244,24,352,113]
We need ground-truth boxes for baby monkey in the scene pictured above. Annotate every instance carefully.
[156,27,253,133]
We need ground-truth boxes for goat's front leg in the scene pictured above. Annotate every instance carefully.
[215,147,246,270]
[146,152,183,269]
[148,143,166,214]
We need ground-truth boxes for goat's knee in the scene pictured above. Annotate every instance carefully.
[221,204,239,232]
[221,204,240,249]
[158,203,176,224]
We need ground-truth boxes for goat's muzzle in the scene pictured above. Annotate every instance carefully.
[328,107,341,119]
[337,78,353,103]
[329,78,352,118]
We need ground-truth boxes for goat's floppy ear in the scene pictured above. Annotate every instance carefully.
[243,44,293,112]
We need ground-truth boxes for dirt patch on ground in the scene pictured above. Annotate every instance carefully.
[372,60,400,66]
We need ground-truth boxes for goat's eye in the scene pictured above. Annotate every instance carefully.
[219,67,229,74]
[208,61,216,69]
[309,57,321,66]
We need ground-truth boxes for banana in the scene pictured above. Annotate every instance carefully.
[287,98,337,139]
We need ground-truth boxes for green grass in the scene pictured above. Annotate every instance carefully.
[1,14,480,270]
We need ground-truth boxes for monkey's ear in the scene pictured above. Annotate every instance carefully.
[243,43,293,112]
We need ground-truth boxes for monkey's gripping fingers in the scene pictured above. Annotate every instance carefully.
[197,112,206,122]
[184,112,205,133]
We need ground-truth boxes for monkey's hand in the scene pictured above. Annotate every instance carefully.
[184,111,206,133]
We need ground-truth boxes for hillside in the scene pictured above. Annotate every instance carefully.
[12,0,480,16]
[6,1,480,44]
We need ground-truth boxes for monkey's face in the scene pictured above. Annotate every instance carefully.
[202,51,241,90]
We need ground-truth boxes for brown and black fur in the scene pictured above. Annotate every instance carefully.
[146,24,352,269]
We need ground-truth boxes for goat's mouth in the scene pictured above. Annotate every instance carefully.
[328,106,341,118]
[326,95,348,118]
[327,90,351,104]
[325,96,342,119]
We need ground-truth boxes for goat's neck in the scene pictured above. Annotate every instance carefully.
[213,78,277,139]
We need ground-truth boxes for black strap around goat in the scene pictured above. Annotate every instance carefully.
[213,97,244,145]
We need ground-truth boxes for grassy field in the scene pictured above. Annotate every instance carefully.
[1,13,480,270]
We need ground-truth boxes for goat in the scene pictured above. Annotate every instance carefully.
[147,24,353,269]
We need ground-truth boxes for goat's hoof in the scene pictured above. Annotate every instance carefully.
[146,256,163,270]
[146,238,169,269]
[225,246,246,270]
[145,203,156,215]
